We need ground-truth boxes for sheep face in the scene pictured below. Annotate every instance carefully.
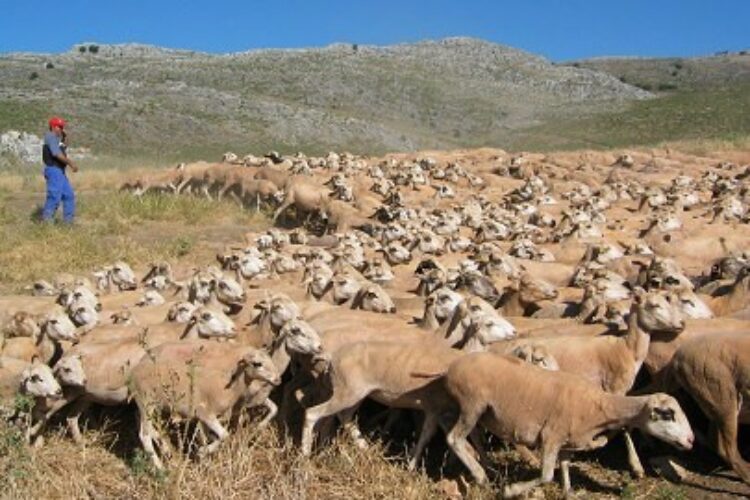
[136,290,165,307]
[238,254,267,279]
[510,345,559,371]
[31,280,58,296]
[4,311,40,338]
[215,277,246,306]
[188,273,214,304]
[636,291,685,333]
[166,302,196,323]
[269,296,300,330]
[193,308,236,339]
[464,310,516,344]
[331,274,360,304]
[674,290,713,319]
[110,310,135,325]
[308,269,333,299]
[111,262,137,291]
[593,278,631,302]
[54,355,86,387]
[241,351,281,387]
[60,285,100,311]
[518,274,559,304]
[279,319,323,355]
[21,360,62,399]
[355,285,396,314]
[71,303,99,329]
[43,312,78,342]
[638,394,694,451]
[430,288,464,323]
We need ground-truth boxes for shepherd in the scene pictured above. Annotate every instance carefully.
[41,116,79,223]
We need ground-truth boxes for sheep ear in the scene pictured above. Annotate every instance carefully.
[633,287,647,303]
[31,354,40,365]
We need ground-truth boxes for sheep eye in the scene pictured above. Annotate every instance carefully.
[681,300,695,306]
[201,313,212,321]
[250,361,263,368]
[31,375,41,382]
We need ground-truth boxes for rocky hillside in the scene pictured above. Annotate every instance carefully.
[568,50,750,92]
[0,38,648,164]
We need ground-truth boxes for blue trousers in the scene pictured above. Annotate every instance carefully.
[42,166,75,222]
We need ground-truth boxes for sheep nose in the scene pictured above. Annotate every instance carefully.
[684,434,694,449]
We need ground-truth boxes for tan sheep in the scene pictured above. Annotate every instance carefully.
[665,332,750,484]
[130,341,280,468]
[440,352,694,497]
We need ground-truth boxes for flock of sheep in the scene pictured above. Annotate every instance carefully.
[2,146,750,497]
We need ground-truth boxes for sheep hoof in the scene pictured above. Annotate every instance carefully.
[649,456,689,483]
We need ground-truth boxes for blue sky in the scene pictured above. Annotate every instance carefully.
[1,1,748,60]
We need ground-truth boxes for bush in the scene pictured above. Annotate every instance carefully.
[28,72,39,80]
[658,83,678,91]
[88,44,99,54]
[45,62,54,70]
[78,46,86,53]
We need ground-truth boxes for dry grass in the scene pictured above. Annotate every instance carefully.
[0,418,445,500]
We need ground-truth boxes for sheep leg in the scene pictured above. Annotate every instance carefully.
[380,408,403,435]
[258,398,278,428]
[445,410,487,484]
[714,410,750,483]
[272,201,291,223]
[337,404,367,449]
[137,407,164,469]
[197,412,229,456]
[559,451,572,496]
[503,442,560,498]
[623,430,645,478]
[301,389,368,456]
[65,398,91,445]
[514,444,540,467]
[408,411,439,471]
[28,395,75,440]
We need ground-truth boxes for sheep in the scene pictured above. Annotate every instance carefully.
[78,306,236,345]
[130,341,281,468]
[491,288,686,477]
[438,352,694,497]
[254,166,292,190]
[0,356,63,436]
[299,341,466,461]
[665,332,750,484]
[496,273,559,317]
[704,266,750,316]
[41,339,150,443]
[2,311,42,339]
[272,179,328,225]
[1,309,79,364]
[93,261,138,292]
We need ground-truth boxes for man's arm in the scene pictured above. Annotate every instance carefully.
[46,132,77,172]
[54,152,77,172]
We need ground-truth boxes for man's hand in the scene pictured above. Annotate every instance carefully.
[69,162,79,173]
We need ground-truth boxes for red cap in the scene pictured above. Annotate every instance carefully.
[48,117,66,129]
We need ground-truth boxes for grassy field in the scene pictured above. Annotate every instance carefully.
[507,84,750,152]
[0,175,269,293]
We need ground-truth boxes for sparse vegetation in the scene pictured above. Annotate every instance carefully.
[0,182,269,293]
